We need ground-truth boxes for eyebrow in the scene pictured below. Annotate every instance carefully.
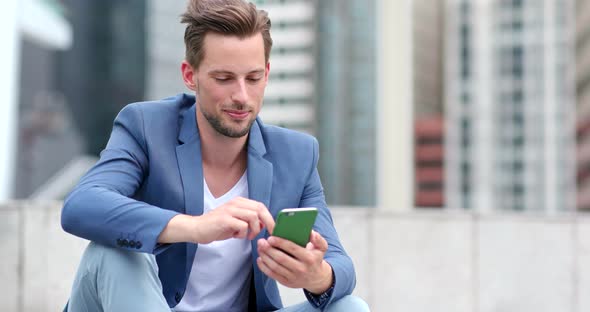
[208,69,265,76]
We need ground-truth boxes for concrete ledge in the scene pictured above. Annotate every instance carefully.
[0,203,20,311]
[2,202,590,312]
[0,201,88,311]
[579,219,590,312]
[477,217,574,312]
[372,212,473,312]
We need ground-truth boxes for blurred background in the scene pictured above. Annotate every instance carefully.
[1,0,589,311]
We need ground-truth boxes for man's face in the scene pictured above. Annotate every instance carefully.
[190,32,269,138]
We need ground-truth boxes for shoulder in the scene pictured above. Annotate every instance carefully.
[110,94,195,146]
[120,93,194,119]
[255,122,321,194]
[259,122,319,153]
[256,121,320,172]
[113,94,195,135]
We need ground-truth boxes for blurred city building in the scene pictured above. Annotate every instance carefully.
[11,0,147,198]
[414,117,445,207]
[146,0,189,100]
[253,0,317,134]
[59,0,147,156]
[413,0,446,208]
[576,0,590,211]
[0,0,76,199]
[413,0,445,118]
[316,0,377,206]
[0,0,151,199]
[445,0,576,212]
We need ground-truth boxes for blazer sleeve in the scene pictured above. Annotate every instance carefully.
[61,104,179,254]
[298,138,356,310]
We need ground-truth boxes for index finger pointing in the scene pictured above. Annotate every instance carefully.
[233,198,275,234]
[259,205,275,234]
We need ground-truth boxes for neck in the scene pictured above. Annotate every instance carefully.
[196,108,248,170]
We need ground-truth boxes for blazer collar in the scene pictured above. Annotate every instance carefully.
[178,99,198,144]
[247,118,267,157]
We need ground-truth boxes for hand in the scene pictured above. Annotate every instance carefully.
[193,197,275,244]
[256,230,333,294]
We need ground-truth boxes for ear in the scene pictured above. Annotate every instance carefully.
[181,60,198,91]
[264,62,270,86]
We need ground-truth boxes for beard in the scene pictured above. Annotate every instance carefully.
[201,103,256,138]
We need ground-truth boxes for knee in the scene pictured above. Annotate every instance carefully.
[328,295,370,312]
[82,242,157,274]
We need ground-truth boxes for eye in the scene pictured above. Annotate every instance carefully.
[214,77,231,83]
[247,77,262,83]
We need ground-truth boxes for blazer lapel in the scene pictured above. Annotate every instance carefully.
[247,119,279,308]
[176,103,203,277]
[247,120,273,244]
[247,119,273,215]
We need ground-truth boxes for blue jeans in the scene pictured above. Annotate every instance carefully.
[67,242,369,312]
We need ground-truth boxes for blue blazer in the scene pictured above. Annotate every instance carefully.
[61,94,356,311]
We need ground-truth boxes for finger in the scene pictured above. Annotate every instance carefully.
[268,236,308,260]
[257,238,271,253]
[247,200,275,235]
[262,244,304,273]
[233,197,265,212]
[227,207,261,239]
[257,254,294,282]
[259,206,275,235]
[257,257,289,285]
[232,198,275,234]
[228,218,249,239]
[247,217,261,240]
[258,239,281,260]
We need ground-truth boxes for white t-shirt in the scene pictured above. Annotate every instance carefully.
[174,172,252,312]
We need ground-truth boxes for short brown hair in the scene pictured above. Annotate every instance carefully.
[180,0,273,69]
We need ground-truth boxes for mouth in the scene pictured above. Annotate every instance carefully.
[224,109,250,120]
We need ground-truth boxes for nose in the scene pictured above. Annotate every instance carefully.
[231,79,249,104]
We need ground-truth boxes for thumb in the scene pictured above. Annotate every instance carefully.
[310,230,328,252]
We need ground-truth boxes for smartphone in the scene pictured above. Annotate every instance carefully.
[272,207,318,247]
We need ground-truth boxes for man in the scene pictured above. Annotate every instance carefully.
[61,0,369,311]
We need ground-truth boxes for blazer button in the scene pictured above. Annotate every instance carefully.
[116,239,123,246]
[122,239,129,247]
[135,242,142,249]
[129,240,136,248]
[175,292,182,303]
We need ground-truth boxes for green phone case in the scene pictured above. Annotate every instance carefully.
[273,208,318,247]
